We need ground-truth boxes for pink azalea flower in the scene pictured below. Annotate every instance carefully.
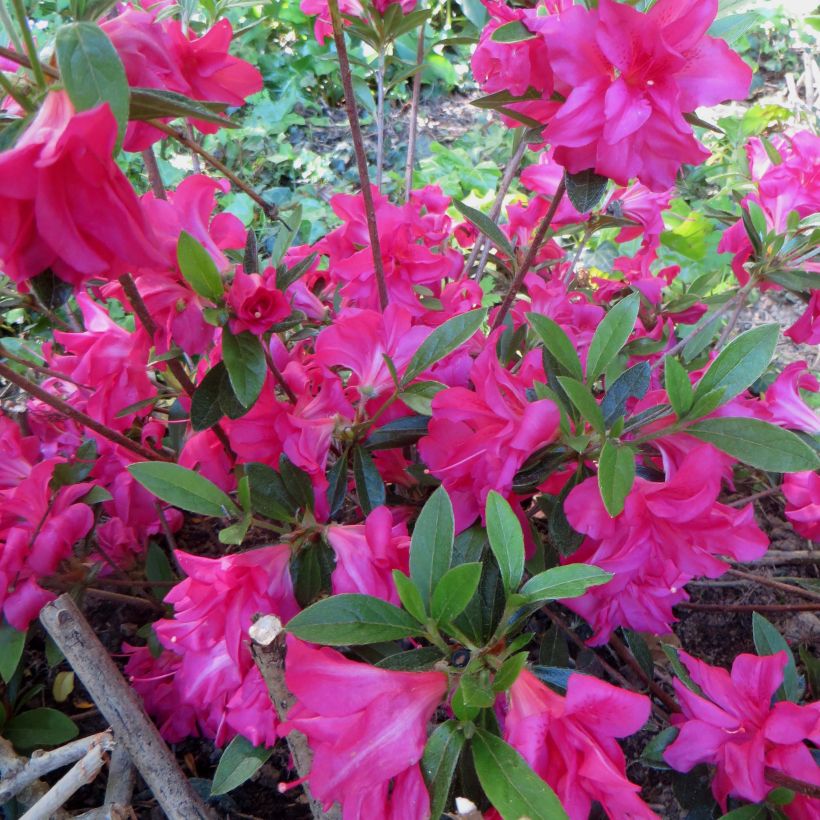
[605,183,674,251]
[504,669,656,820]
[419,339,560,530]
[0,460,93,628]
[0,414,39,490]
[562,446,769,643]
[50,293,156,432]
[279,636,448,818]
[314,305,431,401]
[127,547,299,746]
[664,651,820,810]
[326,506,410,603]
[227,270,290,336]
[786,291,820,346]
[103,9,262,150]
[0,91,160,286]
[782,471,820,542]
[543,0,751,191]
[762,362,820,435]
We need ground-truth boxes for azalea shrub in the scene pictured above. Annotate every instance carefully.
[0,0,819,818]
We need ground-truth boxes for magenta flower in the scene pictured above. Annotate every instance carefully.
[543,0,751,191]
[279,636,447,818]
[127,547,298,746]
[504,669,656,820]
[419,339,560,530]
[762,362,820,435]
[786,291,820,346]
[0,415,39,490]
[664,651,820,810]
[0,92,160,286]
[227,270,290,336]
[326,506,410,603]
[562,446,769,643]
[782,471,820,542]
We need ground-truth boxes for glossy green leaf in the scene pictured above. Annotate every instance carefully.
[190,363,226,431]
[365,415,429,450]
[565,169,608,214]
[687,418,820,472]
[353,447,385,515]
[485,491,525,593]
[521,564,612,602]
[246,462,298,522]
[601,361,650,426]
[398,380,448,416]
[431,563,482,624]
[527,313,583,382]
[128,462,239,517]
[556,376,605,434]
[286,594,423,645]
[585,293,640,384]
[211,735,273,796]
[422,721,465,819]
[177,231,224,302]
[0,622,25,684]
[597,440,635,517]
[221,328,266,409]
[664,357,694,418]
[490,19,536,42]
[492,652,528,692]
[453,200,515,259]
[392,570,427,623]
[471,729,568,820]
[752,612,801,703]
[4,708,78,751]
[409,487,455,611]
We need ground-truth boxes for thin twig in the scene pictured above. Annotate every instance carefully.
[678,602,820,612]
[726,487,780,507]
[150,120,277,221]
[491,178,566,331]
[715,285,749,348]
[141,147,167,200]
[185,123,202,174]
[0,342,91,388]
[263,345,297,404]
[0,361,169,462]
[765,767,820,800]
[40,595,215,820]
[0,44,58,78]
[724,568,820,602]
[403,23,425,203]
[736,551,817,566]
[10,0,45,89]
[375,46,386,191]
[608,634,680,714]
[103,745,136,808]
[327,0,389,312]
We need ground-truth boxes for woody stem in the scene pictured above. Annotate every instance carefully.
[403,23,425,203]
[9,0,44,88]
[327,0,389,312]
[491,178,566,331]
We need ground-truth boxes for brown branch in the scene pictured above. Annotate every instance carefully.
[149,120,278,221]
[263,345,297,404]
[40,595,215,820]
[725,568,820,603]
[0,361,168,462]
[0,343,91,389]
[678,602,820,613]
[608,633,680,714]
[765,767,820,800]
[327,0,389,312]
[0,45,59,78]
[491,178,566,330]
[141,147,167,200]
[403,23,425,204]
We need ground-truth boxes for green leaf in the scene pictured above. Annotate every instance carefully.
[718,805,768,820]
[210,735,273,796]
[422,721,466,819]
[471,729,568,820]
[375,646,445,671]
[409,487,455,611]
[765,269,820,293]
[564,169,609,214]
[692,324,778,408]
[398,381,448,416]
[585,293,640,383]
[221,328,266,409]
[145,542,176,599]
[597,440,635,517]
[128,462,239,517]
[664,357,694,418]
[4,708,79,751]
[177,231,224,303]
[459,670,496,708]
[527,313,584,382]
[291,540,335,607]
[492,652,528,692]
[279,455,315,513]
[0,622,25,684]
[286,594,423,645]
[403,309,486,386]
[326,453,349,520]
[601,362,650,426]
[485,491,525,594]
[353,447,386,515]
[687,418,820,473]
[752,612,801,703]
[191,363,226,431]
[661,644,705,697]
[685,388,726,421]
[246,462,298,522]
[392,570,427,624]
[432,563,483,625]
[128,87,233,128]
[521,564,612,602]
[556,376,605,434]
[490,19,536,43]
[453,201,515,260]
[365,415,429,450]
[641,726,679,770]
[55,23,129,153]
[218,514,252,546]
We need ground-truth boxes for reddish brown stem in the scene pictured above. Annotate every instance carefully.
[678,602,820,612]
[0,343,91,388]
[327,0,389,312]
[0,44,59,78]
[149,120,278,221]
[0,361,168,462]
[141,147,167,200]
[765,767,820,799]
[264,345,297,404]
[491,178,566,330]
[609,633,680,714]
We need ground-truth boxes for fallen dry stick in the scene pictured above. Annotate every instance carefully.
[40,595,214,820]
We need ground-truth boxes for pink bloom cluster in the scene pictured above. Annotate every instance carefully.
[473,0,752,190]
[664,651,820,814]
